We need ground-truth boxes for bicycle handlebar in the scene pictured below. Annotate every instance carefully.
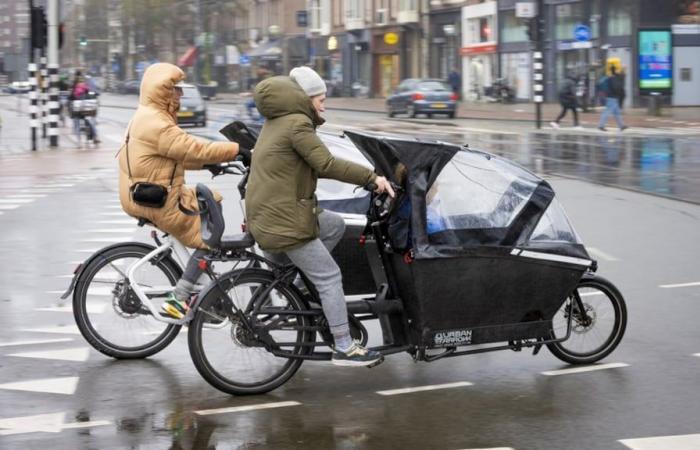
[203,160,247,178]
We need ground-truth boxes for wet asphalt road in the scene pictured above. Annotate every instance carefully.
[0,94,699,449]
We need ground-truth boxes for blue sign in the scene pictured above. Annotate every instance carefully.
[574,24,591,42]
[239,54,250,66]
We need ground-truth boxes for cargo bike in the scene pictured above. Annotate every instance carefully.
[66,124,626,396]
[183,128,627,395]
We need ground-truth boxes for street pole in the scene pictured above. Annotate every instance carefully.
[533,0,545,129]
[28,0,37,151]
[47,0,59,147]
[194,0,201,85]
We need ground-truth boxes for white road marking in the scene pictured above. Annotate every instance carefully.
[20,325,82,335]
[693,353,700,358]
[541,362,629,376]
[20,189,61,193]
[9,347,90,362]
[5,194,47,199]
[35,304,106,314]
[0,412,110,436]
[88,228,136,233]
[0,204,21,210]
[96,220,136,225]
[580,291,605,297]
[103,205,124,209]
[620,433,700,450]
[0,198,35,204]
[81,237,130,243]
[376,381,473,396]
[585,247,619,261]
[0,376,79,395]
[659,281,700,288]
[75,248,102,253]
[195,401,302,416]
[100,212,129,216]
[0,338,73,347]
[35,184,75,188]
[45,290,68,295]
[60,420,111,430]
[0,412,66,434]
[454,448,515,450]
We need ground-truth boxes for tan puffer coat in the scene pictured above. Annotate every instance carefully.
[118,63,238,249]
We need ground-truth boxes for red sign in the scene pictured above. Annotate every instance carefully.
[460,43,497,55]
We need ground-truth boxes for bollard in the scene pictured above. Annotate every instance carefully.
[647,92,662,117]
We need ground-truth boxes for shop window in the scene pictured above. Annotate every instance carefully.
[607,0,633,36]
[465,15,495,45]
[555,2,585,40]
[501,10,528,43]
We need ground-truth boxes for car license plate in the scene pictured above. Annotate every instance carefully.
[178,111,194,117]
[431,103,447,108]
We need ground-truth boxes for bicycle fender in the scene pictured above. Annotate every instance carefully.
[60,241,161,300]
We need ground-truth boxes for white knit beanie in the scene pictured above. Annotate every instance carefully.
[289,66,326,97]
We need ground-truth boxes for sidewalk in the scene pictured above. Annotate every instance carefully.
[210,92,700,130]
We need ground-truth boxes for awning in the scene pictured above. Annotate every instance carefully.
[178,47,197,67]
[249,40,282,60]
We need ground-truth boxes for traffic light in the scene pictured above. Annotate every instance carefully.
[526,17,545,43]
[59,23,65,49]
[31,6,47,49]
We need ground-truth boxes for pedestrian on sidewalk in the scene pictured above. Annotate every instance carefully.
[448,67,462,100]
[550,73,581,129]
[598,66,628,132]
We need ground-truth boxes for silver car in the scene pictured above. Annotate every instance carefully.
[386,79,458,119]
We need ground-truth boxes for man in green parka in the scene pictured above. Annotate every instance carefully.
[246,66,394,366]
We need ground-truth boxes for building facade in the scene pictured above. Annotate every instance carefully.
[0,0,30,82]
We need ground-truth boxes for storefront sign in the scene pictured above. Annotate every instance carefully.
[460,43,497,55]
[328,36,338,51]
[384,32,399,45]
[558,40,593,50]
[515,2,537,19]
[638,29,672,92]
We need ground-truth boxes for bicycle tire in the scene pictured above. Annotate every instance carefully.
[73,243,183,359]
[547,274,627,365]
[188,268,314,395]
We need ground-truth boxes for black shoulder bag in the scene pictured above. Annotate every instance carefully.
[125,130,177,209]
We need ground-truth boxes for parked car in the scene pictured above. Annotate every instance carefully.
[3,81,31,94]
[116,79,140,95]
[386,79,458,119]
[177,83,207,127]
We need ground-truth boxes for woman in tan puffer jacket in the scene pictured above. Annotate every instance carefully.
[118,63,242,318]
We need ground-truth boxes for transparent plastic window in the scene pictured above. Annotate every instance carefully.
[427,151,540,233]
[529,198,582,244]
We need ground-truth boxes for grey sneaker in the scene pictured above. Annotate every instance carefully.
[332,342,384,367]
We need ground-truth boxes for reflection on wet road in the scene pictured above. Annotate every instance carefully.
[414,131,700,205]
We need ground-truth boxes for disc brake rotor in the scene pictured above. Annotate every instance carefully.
[112,280,142,319]
[571,303,596,334]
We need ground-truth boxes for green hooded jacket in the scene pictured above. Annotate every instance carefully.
[245,76,376,252]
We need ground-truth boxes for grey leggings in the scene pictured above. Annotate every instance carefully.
[173,248,209,301]
[266,210,349,336]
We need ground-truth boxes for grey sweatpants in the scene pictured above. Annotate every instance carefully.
[266,210,349,337]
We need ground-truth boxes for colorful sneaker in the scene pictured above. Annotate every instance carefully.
[160,293,190,319]
[332,342,384,367]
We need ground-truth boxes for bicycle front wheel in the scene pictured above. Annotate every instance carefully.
[73,243,183,359]
[547,274,627,365]
[188,268,314,395]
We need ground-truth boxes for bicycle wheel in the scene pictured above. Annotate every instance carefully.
[188,268,314,395]
[73,243,183,359]
[547,274,627,365]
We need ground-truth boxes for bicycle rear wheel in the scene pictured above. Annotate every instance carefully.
[188,268,314,395]
[73,243,183,359]
[547,274,627,365]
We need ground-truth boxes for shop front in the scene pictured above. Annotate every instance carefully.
[461,1,498,100]
[310,35,346,97]
[429,8,462,80]
[372,29,402,98]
